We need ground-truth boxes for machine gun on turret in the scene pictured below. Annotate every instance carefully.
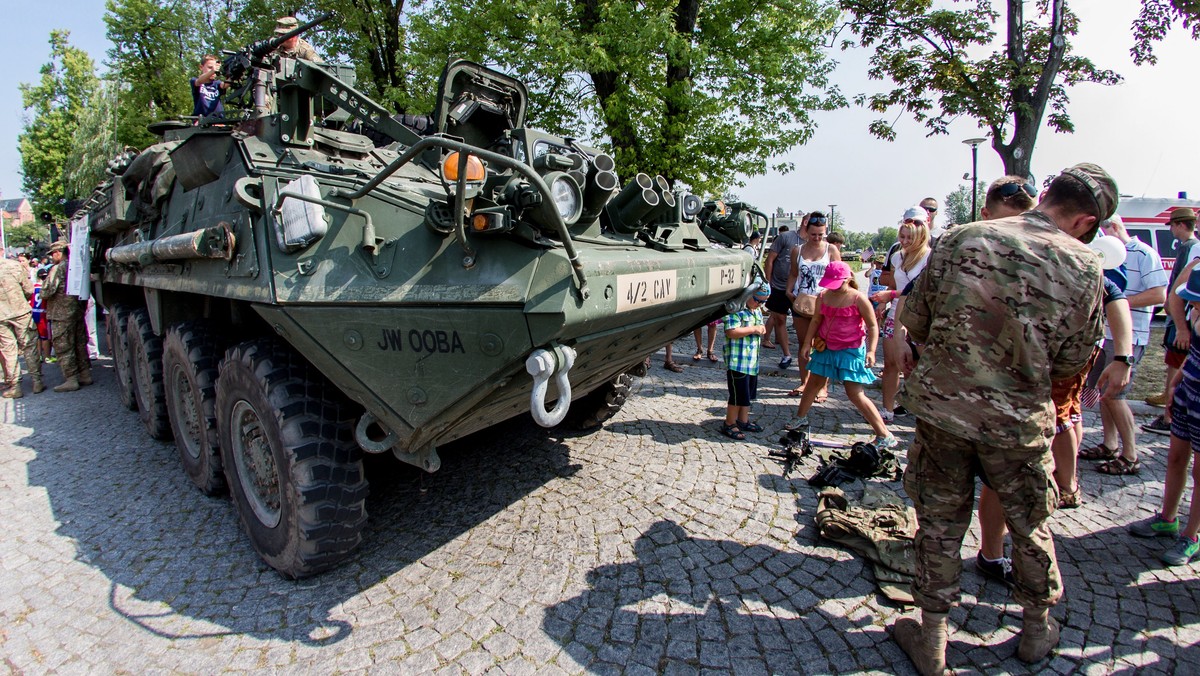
[222,12,332,84]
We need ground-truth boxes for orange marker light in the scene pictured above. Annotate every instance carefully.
[443,153,486,182]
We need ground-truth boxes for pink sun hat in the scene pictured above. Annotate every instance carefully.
[819,261,853,289]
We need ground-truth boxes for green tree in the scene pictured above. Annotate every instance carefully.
[18,31,100,219]
[3,219,50,252]
[839,0,1121,178]
[944,181,988,225]
[408,0,843,193]
[64,81,122,200]
[872,226,898,250]
[1132,0,1200,64]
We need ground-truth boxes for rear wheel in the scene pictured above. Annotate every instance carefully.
[216,338,367,578]
[128,307,172,440]
[106,304,137,411]
[163,322,225,495]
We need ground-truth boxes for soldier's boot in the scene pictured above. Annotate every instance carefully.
[31,376,45,394]
[893,610,948,676]
[78,369,93,386]
[2,381,22,399]
[1017,607,1060,663]
[53,377,80,393]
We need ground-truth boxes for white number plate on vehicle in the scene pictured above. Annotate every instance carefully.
[709,265,740,293]
[617,270,678,312]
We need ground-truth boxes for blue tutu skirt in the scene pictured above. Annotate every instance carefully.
[808,345,875,384]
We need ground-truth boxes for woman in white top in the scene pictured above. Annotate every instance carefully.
[869,208,931,421]
[786,211,841,400]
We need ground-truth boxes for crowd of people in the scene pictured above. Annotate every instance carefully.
[661,162,1198,673]
[0,241,92,398]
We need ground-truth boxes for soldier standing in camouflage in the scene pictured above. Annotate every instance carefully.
[41,241,91,392]
[273,16,321,61]
[0,247,43,397]
[891,164,1118,674]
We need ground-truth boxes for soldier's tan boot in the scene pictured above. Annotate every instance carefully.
[78,369,93,386]
[53,377,80,393]
[893,610,948,676]
[2,382,22,399]
[31,376,45,394]
[1017,608,1060,663]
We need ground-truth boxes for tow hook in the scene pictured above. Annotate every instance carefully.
[526,344,577,427]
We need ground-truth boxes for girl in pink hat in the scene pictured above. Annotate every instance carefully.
[785,261,897,449]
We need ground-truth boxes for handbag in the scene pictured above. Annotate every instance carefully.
[793,293,818,318]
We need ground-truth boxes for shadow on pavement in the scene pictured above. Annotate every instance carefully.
[20,364,578,646]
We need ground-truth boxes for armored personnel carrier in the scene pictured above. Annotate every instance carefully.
[79,17,758,577]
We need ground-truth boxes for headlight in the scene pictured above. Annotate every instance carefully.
[544,172,583,225]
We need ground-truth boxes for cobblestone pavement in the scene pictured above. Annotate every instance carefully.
[1,336,1197,674]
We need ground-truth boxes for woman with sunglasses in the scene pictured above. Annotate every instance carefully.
[785,211,841,400]
[870,207,931,421]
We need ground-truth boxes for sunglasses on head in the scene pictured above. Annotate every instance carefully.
[808,216,827,225]
[903,218,926,226]
[999,182,1038,199]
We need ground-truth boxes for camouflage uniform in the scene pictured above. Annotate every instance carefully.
[276,38,319,61]
[0,258,40,386]
[898,211,1104,613]
[41,260,89,380]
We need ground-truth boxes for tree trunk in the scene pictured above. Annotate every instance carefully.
[578,0,644,181]
[660,0,700,185]
[994,0,1066,179]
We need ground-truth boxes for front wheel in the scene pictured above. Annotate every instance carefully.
[216,338,367,578]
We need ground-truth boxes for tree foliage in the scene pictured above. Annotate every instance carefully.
[1132,0,1200,65]
[64,81,122,200]
[839,0,1121,178]
[944,181,987,225]
[18,31,100,218]
[872,225,898,250]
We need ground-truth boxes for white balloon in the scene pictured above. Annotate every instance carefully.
[1089,235,1126,270]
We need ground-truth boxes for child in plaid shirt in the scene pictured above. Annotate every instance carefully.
[720,283,771,440]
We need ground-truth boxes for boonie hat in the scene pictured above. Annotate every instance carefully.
[47,241,68,254]
[1168,207,1197,224]
[1059,163,1119,221]
[900,206,927,224]
[275,16,300,35]
[1177,266,1200,303]
[819,261,852,289]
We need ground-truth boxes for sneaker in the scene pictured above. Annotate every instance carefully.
[1129,513,1180,538]
[881,410,895,423]
[1144,392,1169,407]
[976,553,1015,586]
[893,406,910,417]
[1162,535,1200,566]
[783,415,809,431]
[1141,414,1171,437]
[874,435,900,451]
[779,356,793,369]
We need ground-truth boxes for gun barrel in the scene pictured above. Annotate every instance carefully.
[252,12,333,58]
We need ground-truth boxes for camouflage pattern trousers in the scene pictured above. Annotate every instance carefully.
[50,317,90,379]
[0,312,41,384]
[904,418,1062,612]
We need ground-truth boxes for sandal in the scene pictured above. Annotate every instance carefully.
[719,423,746,440]
[708,351,719,363]
[1096,456,1141,476]
[787,388,803,397]
[692,351,703,361]
[1078,443,1119,461]
[663,361,684,373]
[738,420,763,433]
[762,341,777,350]
[814,391,829,404]
[1059,487,1083,509]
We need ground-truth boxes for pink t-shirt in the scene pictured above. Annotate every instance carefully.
[818,303,866,351]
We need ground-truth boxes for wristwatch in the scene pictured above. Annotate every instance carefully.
[1113,354,1137,365]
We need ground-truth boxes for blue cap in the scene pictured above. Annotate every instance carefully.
[752,283,771,301]
[1178,266,1200,302]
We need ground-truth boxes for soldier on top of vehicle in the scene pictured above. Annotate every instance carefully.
[273,16,321,61]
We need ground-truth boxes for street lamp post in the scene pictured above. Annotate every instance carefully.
[962,137,987,222]
[828,204,837,230]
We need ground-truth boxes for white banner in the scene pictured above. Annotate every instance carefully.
[67,215,91,299]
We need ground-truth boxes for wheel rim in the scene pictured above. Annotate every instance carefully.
[229,399,281,528]
[168,362,203,460]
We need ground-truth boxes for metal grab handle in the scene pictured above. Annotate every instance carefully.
[335,136,589,299]
[526,345,577,427]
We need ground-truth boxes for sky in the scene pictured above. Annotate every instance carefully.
[4,2,1199,232]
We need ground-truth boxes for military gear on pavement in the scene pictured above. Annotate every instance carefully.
[815,487,917,604]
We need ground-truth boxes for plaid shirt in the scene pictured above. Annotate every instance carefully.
[722,307,764,374]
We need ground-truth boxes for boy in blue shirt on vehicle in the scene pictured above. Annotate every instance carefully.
[720,283,770,440]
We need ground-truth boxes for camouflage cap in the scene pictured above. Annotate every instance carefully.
[275,16,300,35]
[47,240,68,254]
[1169,207,1197,224]
[1060,163,1119,222]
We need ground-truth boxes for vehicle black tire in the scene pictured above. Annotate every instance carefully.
[163,322,225,495]
[128,307,172,440]
[564,372,634,430]
[106,304,138,411]
[216,338,367,578]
